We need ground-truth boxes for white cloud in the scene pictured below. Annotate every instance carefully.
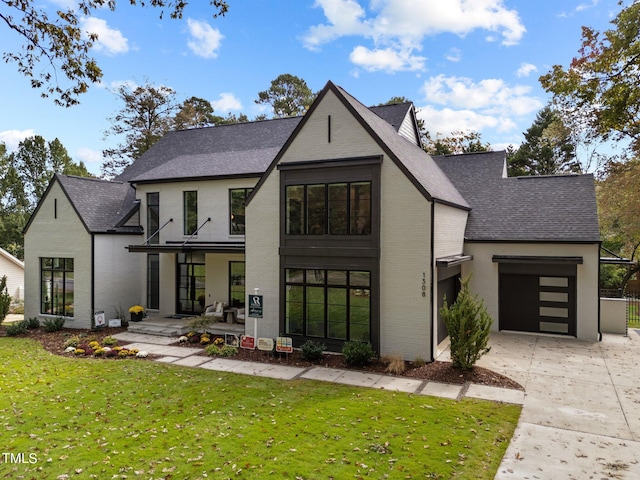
[75,147,103,165]
[186,19,223,59]
[210,93,242,112]
[445,48,461,63]
[349,45,425,72]
[80,17,129,56]
[421,74,542,116]
[0,129,35,151]
[303,0,525,72]
[417,105,516,137]
[516,62,537,77]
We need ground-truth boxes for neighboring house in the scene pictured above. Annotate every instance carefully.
[24,80,600,361]
[0,247,24,300]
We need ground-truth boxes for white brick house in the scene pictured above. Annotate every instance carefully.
[24,81,600,359]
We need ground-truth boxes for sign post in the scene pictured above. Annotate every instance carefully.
[248,288,263,339]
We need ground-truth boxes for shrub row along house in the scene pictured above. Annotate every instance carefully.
[24,81,601,360]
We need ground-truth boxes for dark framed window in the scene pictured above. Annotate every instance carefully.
[284,268,370,342]
[147,192,159,244]
[183,191,198,235]
[229,261,246,307]
[285,181,371,235]
[147,254,159,310]
[230,188,252,235]
[40,258,74,317]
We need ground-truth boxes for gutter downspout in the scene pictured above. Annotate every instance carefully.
[597,240,602,341]
[91,234,95,328]
[429,201,435,362]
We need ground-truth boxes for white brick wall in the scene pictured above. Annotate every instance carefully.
[24,180,93,327]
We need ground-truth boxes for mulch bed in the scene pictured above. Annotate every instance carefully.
[1,325,523,390]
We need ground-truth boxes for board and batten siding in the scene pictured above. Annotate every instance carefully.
[397,110,419,146]
[462,242,600,341]
[24,180,93,328]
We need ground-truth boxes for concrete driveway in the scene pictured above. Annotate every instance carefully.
[472,330,640,479]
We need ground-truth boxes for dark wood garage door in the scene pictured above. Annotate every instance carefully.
[499,266,577,336]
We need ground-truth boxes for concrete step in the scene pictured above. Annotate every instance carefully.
[127,321,190,337]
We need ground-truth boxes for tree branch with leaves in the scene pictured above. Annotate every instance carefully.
[1,0,228,107]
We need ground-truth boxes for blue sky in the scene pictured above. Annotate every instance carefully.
[0,0,622,176]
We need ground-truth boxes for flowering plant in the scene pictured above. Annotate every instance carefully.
[129,305,145,314]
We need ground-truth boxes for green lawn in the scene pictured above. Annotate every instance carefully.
[629,303,640,328]
[0,338,520,479]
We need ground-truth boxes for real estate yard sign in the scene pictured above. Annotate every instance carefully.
[248,294,263,318]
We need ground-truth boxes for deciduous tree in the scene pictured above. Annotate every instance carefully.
[255,74,315,118]
[0,0,228,107]
[0,137,90,259]
[540,2,640,154]
[102,81,177,177]
[597,157,640,291]
[423,130,491,156]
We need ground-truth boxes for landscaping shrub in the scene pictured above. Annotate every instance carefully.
[5,320,28,336]
[0,275,10,323]
[342,341,374,367]
[205,343,238,357]
[440,275,492,370]
[25,317,40,329]
[42,317,66,332]
[382,353,406,375]
[300,340,325,361]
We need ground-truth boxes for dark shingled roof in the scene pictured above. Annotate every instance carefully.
[433,151,600,242]
[335,84,469,209]
[118,102,414,184]
[55,174,141,234]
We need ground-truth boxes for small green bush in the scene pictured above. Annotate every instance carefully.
[440,275,492,370]
[63,335,81,349]
[342,341,374,367]
[25,317,40,329]
[102,336,118,346]
[0,275,11,322]
[6,320,28,336]
[300,340,325,361]
[42,317,66,332]
[205,344,238,357]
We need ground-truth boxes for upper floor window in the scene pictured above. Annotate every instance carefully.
[147,192,159,244]
[183,191,198,235]
[41,258,74,317]
[230,188,252,235]
[285,181,371,235]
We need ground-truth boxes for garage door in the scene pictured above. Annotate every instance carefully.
[498,262,577,336]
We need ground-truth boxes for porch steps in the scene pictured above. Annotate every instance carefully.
[127,320,190,337]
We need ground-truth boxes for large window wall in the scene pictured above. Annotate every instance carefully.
[40,257,74,317]
[284,269,371,343]
[285,182,371,235]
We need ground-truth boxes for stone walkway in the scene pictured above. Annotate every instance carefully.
[112,331,525,403]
